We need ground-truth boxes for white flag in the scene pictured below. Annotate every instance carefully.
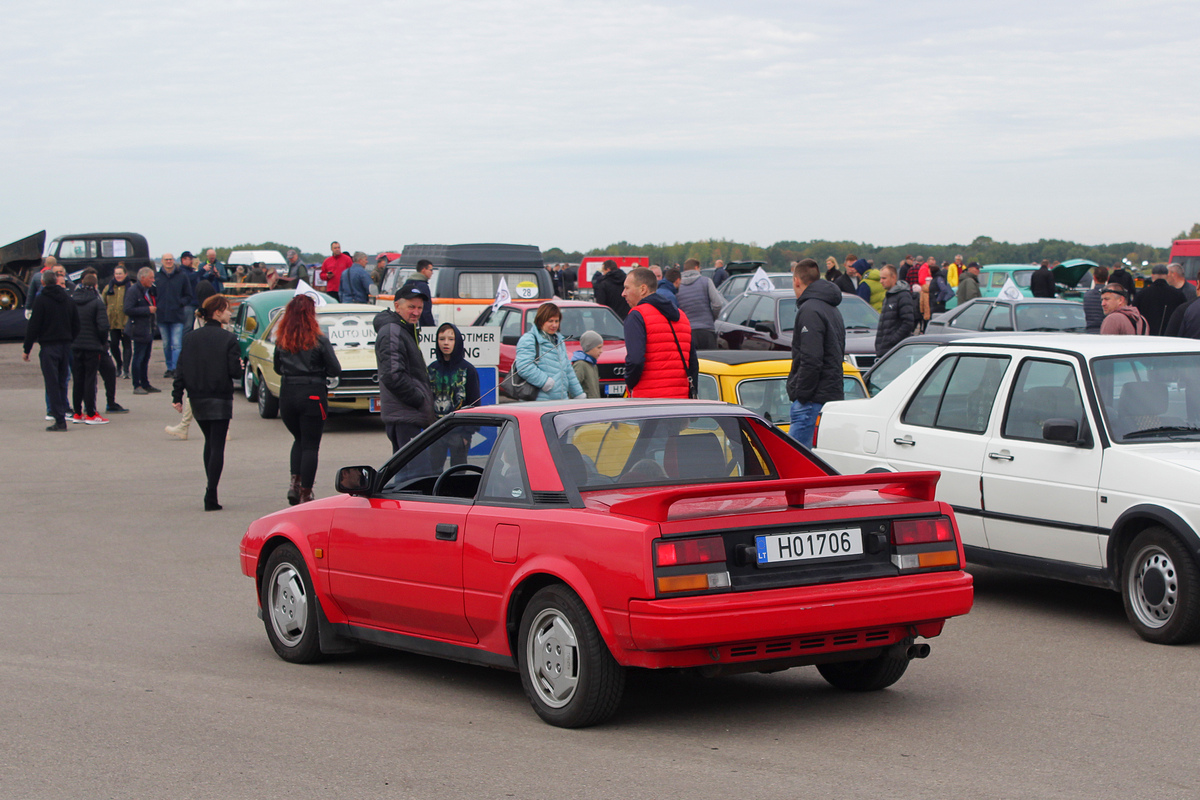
[997,276,1024,301]
[492,276,511,310]
[295,280,327,306]
[749,266,775,293]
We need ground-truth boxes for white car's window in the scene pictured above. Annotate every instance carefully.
[1092,354,1200,442]
[1002,359,1087,442]
[949,302,989,330]
[902,354,1010,434]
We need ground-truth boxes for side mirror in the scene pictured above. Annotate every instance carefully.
[753,321,778,337]
[1042,418,1080,444]
[336,465,376,496]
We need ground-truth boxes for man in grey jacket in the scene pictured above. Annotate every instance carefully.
[675,258,724,350]
[374,287,435,452]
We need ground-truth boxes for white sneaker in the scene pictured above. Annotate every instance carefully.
[44,415,53,421]
[165,424,188,440]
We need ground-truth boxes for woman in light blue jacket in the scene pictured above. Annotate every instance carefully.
[514,302,586,401]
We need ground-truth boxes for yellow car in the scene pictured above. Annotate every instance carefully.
[697,351,867,433]
[244,303,383,418]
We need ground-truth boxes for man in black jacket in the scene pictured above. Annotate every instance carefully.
[876,265,916,357]
[24,269,80,430]
[1030,260,1056,298]
[787,259,844,447]
[374,287,435,452]
[1133,264,1186,336]
[593,260,631,319]
[125,267,160,394]
[70,271,111,424]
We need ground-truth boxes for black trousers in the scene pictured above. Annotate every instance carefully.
[280,386,327,490]
[196,418,230,492]
[386,421,423,453]
[98,351,117,407]
[70,349,101,416]
[39,343,71,424]
[691,328,718,350]
[109,329,132,373]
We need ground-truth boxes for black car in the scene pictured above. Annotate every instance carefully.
[47,232,153,285]
[926,298,1087,335]
[713,289,881,370]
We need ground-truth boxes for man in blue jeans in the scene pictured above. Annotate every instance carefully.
[154,253,194,378]
[786,259,845,448]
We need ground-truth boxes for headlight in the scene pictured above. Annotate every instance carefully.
[326,377,340,389]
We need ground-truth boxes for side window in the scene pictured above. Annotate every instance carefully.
[57,239,95,259]
[244,306,259,335]
[902,355,1010,434]
[981,303,1013,331]
[697,373,719,401]
[990,272,1010,289]
[724,295,754,327]
[100,238,131,258]
[748,296,775,326]
[1003,359,1087,442]
[380,423,503,499]
[479,425,529,503]
[499,311,521,345]
[949,302,989,330]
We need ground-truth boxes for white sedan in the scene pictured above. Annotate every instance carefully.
[815,333,1200,644]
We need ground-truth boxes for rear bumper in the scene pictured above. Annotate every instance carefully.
[622,571,972,668]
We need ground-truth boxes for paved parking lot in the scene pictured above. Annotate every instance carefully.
[3,339,1199,800]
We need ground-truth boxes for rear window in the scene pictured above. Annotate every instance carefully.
[556,414,773,488]
[458,272,542,300]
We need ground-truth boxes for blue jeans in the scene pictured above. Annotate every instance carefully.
[789,400,824,448]
[160,323,184,371]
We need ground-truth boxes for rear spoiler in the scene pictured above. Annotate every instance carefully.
[606,471,940,523]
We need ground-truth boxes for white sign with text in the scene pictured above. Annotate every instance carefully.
[418,326,501,367]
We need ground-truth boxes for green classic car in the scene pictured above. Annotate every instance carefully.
[975,260,1096,300]
[232,289,333,398]
[244,303,383,418]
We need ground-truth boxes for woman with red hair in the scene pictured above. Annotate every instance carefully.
[273,294,342,504]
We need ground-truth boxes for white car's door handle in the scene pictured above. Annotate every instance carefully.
[893,438,915,446]
[988,452,1014,461]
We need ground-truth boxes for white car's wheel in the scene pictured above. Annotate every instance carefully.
[1122,528,1200,645]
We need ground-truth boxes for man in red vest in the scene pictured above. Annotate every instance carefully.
[621,267,697,398]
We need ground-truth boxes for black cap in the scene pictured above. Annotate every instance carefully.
[180,250,194,259]
[397,287,429,302]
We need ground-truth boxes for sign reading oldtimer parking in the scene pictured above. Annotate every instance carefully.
[418,326,500,367]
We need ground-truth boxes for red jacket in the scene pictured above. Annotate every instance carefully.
[320,253,353,292]
[627,298,693,399]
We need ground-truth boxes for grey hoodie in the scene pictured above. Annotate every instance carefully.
[676,270,723,331]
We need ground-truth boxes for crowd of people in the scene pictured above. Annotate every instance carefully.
[22,242,1200,508]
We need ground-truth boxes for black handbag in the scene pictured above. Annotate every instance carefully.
[500,338,541,401]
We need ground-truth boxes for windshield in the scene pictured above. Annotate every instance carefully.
[1092,354,1200,442]
[1014,302,1087,332]
[319,313,378,348]
[779,296,879,333]
[524,306,625,341]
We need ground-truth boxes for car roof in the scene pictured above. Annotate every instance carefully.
[316,303,380,314]
[979,264,1038,270]
[501,300,614,310]
[455,398,747,419]
[961,297,1081,305]
[699,350,792,366]
[940,332,1200,358]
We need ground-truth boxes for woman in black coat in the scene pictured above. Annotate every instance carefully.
[272,294,341,505]
[172,295,241,510]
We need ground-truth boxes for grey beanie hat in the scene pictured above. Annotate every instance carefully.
[579,330,603,353]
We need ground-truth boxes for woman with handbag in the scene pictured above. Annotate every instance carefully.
[171,295,241,511]
[513,303,586,401]
[273,294,342,505]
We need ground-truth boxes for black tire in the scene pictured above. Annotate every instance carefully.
[0,279,25,312]
[817,643,911,691]
[1122,527,1200,645]
[258,379,279,419]
[243,362,258,402]
[261,544,324,663]
[517,585,625,728]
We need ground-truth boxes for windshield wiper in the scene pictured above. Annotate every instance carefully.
[845,325,872,332]
[1123,426,1200,440]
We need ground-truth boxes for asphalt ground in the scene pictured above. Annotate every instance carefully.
[3,339,1199,800]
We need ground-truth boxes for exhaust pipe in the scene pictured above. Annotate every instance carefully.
[906,643,931,660]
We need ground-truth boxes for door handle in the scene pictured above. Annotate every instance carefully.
[435,523,459,541]
[988,452,1014,461]
[893,437,915,446]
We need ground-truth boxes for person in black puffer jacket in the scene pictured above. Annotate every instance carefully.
[273,294,342,505]
[70,271,110,422]
[374,287,435,452]
[172,295,241,511]
[786,260,845,447]
[593,260,631,319]
[24,268,80,429]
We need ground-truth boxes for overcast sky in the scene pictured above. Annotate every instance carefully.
[2,1,1197,255]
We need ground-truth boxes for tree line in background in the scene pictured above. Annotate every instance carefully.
[211,222,1200,270]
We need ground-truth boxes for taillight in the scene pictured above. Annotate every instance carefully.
[891,517,953,545]
[655,536,725,566]
[654,536,730,595]
[890,516,959,572]
[811,413,821,447]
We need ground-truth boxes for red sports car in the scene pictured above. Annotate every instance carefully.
[473,300,629,397]
[240,400,973,727]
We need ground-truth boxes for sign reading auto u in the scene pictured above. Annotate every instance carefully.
[418,326,501,367]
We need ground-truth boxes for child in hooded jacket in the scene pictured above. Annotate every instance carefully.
[428,323,481,466]
[570,330,603,398]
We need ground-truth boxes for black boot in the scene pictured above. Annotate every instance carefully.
[287,475,301,506]
[204,487,222,511]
